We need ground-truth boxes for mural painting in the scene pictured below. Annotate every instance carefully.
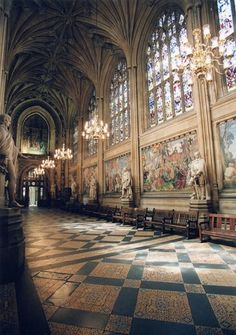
[105,154,131,193]
[219,119,236,189]
[83,166,97,195]
[21,114,48,155]
[142,133,198,192]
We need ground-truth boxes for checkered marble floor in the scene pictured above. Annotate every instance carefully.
[19,208,236,334]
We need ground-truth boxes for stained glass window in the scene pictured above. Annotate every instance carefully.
[86,92,97,156]
[217,0,236,91]
[146,8,193,128]
[109,60,130,145]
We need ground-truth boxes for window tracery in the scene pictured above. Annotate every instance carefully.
[86,92,97,156]
[146,8,193,128]
[110,60,130,145]
[217,0,236,91]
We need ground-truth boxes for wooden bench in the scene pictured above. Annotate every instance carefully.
[82,204,101,217]
[112,207,124,223]
[144,209,174,231]
[143,208,155,229]
[98,206,116,221]
[163,211,199,239]
[123,208,147,229]
[199,213,236,243]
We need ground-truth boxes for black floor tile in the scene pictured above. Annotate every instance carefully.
[122,236,132,241]
[193,263,229,269]
[76,262,98,275]
[141,281,185,292]
[50,307,109,329]
[204,285,236,296]
[177,253,191,262]
[130,318,196,335]
[145,261,179,267]
[112,287,138,316]
[81,242,96,249]
[103,258,132,264]
[181,268,201,284]
[187,293,219,327]
[85,276,124,286]
[127,231,136,235]
[94,236,105,241]
[127,265,144,280]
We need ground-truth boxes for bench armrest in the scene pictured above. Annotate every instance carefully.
[198,220,210,230]
[186,219,198,228]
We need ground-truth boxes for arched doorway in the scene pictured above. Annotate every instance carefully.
[22,169,48,207]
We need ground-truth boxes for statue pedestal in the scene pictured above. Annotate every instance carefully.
[0,207,25,283]
[121,198,134,208]
[0,173,5,207]
[189,199,212,223]
[88,199,98,205]
[189,199,212,212]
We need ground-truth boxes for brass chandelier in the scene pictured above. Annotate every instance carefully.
[41,156,55,169]
[173,24,229,82]
[82,108,109,141]
[54,143,73,160]
[33,166,45,176]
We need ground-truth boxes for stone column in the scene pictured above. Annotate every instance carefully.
[0,3,9,204]
[128,65,141,207]
[97,96,104,204]
[186,1,219,212]
[78,116,84,202]
[0,2,25,283]
[0,2,9,115]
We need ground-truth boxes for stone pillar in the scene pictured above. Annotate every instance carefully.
[0,2,9,115]
[97,96,104,205]
[78,116,84,202]
[128,65,141,207]
[186,1,219,212]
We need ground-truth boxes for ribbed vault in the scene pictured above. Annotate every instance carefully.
[5,0,162,130]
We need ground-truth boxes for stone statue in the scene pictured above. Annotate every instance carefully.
[224,163,236,184]
[89,174,97,200]
[0,114,24,207]
[70,175,77,198]
[120,167,132,199]
[50,183,56,199]
[188,151,209,200]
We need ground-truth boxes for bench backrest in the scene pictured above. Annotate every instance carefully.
[209,213,236,231]
[153,209,174,222]
[145,208,155,222]
[173,211,199,225]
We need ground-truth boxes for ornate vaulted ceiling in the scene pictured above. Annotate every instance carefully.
[4,0,162,130]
